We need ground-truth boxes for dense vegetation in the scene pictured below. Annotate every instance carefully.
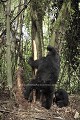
[0,0,80,94]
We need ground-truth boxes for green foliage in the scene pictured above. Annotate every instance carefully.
[0,0,79,94]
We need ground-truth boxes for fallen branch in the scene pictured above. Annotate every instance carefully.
[0,110,10,113]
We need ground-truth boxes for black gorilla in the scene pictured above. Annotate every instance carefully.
[24,45,60,109]
[53,89,69,108]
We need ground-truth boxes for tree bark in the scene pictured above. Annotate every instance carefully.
[6,0,12,89]
[50,0,71,50]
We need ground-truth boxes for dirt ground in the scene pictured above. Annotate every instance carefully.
[0,93,80,120]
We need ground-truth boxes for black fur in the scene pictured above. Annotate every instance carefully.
[24,45,60,109]
[53,89,69,108]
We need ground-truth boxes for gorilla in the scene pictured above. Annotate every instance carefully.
[24,45,60,109]
[53,89,69,108]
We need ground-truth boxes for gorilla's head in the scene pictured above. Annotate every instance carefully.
[47,45,57,56]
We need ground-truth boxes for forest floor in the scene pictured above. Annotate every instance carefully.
[0,92,80,120]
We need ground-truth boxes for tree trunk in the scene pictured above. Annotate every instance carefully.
[6,0,12,89]
[31,11,42,59]
[31,0,44,76]
[31,0,44,60]
[50,0,71,50]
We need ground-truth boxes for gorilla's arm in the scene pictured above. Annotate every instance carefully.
[28,57,39,69]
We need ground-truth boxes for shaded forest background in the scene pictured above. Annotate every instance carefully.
[0,0,80,94]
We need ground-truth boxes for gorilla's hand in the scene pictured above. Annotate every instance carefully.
[28,57,34,65]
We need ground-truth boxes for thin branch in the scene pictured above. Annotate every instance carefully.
[0,110,10,113]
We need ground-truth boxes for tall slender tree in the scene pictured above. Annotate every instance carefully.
[50,0,71,50]
[6,0,12,89]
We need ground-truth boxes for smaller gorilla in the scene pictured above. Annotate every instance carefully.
[53,89,69,108]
